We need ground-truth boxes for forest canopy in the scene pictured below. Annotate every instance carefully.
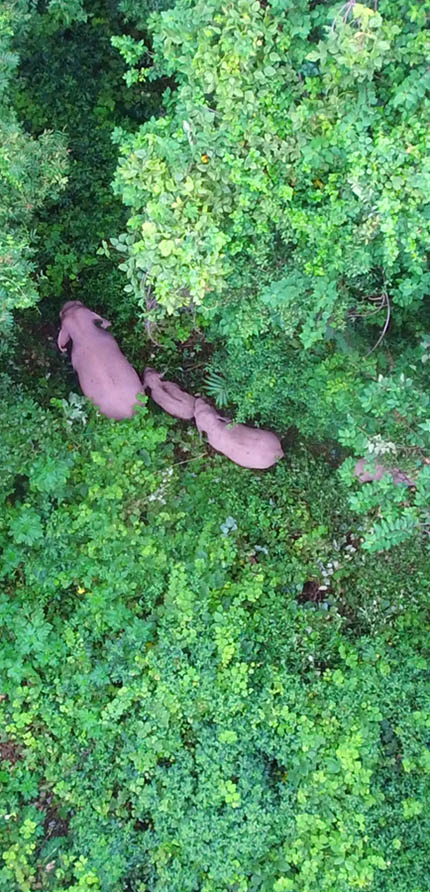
[1,1,430,891]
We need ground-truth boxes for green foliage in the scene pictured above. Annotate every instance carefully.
[109,0,430,550]
[203,368,229,408]
[42,0,88,27]
[337,368,430,550]
[10,3,141,321]
[1,375,430,891]
[118,0,175,31]
[1,4,430,891]
[0,1,68,336]
[112,0,430,324]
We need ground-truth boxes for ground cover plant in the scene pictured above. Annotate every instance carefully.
[2,382,430,892]
[1,1,430,891]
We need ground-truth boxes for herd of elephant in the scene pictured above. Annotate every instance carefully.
[57,301,284,469]
[57,301,416,483]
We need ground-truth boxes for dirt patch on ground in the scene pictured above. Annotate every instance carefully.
[297,579,328,604]
[0,740,23,765]
[35,790,70,840]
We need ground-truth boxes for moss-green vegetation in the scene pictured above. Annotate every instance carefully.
[2,380,430,892]
[1,2,430,890]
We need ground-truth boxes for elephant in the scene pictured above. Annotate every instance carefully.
[57,301,145,420]
[354,457,415,487]
[143,368,195,420]
[194,398,284,469]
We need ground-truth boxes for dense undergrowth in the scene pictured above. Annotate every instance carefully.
[2,379,430,892]
[1,1,430,891]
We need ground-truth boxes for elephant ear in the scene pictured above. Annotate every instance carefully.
[216,413,232,424]
[57,322,71,352]
[90,311,111,329]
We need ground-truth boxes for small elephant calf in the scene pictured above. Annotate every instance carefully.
[194,398,284,469]
[58,301,144,420]
[143,368,195,420]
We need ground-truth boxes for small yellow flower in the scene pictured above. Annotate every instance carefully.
[77,586,85,594]
[201,154,209,164]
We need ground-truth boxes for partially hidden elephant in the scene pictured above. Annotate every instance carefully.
[194,398,284,469]
[354,457,415,487]
[143,368,195,420]
[57,301,145,420]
